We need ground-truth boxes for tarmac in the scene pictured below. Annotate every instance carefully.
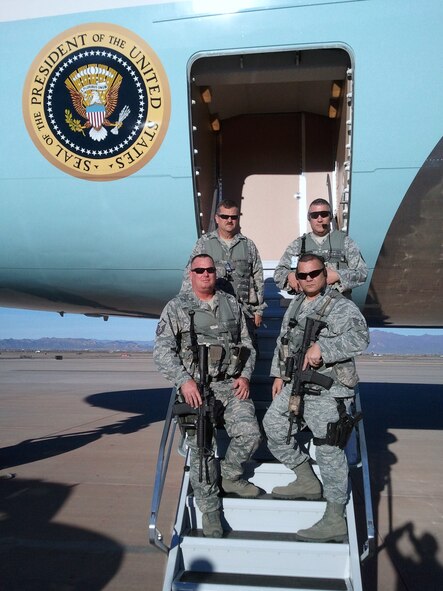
[0,352,442,590]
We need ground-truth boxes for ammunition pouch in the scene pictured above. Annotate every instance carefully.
[189,343,228,378]
[226,344,250,377]
[313,399,362,449]
[206,344,226,377]
[188,342,249,380]
[333,358,359,388]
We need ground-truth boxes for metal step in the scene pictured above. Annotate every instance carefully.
[178,535,351,581]
[188,496,327,533]
[173,569,350,591]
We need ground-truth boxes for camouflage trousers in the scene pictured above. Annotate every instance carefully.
[263,385,352,504]
[186,380,261,513]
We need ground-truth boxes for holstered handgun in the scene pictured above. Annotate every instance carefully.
[313,399,362,449]
[324,401,362,449]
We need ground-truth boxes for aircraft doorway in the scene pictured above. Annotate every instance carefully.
[189,48,353,262]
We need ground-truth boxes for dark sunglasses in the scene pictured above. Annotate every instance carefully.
[191,267,216,274]
[296,267,325,280]
[309,210,331,219]
[217,214,239,220]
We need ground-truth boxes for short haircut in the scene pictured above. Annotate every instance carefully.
[297,253,326,270]
[216,199,239,213]
[308,198,331,211]
[190,253,215,267]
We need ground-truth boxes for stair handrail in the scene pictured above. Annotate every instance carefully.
[355,387,376,562]
[148,387,178,554]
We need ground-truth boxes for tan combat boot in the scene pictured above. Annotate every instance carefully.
[202,509,223,538]
[221,477,261,498]
[271,460,322,500]
[295,502,348,542]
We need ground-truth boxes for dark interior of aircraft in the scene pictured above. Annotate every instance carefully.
[189,48,351,231]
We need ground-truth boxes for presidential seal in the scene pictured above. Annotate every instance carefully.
[23,23,170,181]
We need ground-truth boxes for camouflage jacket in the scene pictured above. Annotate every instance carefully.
[271,287,369,397]
[154,289,256,389]
[274,230,368,293]
[181,230,266,316]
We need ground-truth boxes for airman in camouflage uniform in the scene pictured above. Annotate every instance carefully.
[181,199,266,332]
[154,254,261,538]
[263,253,369,543]
[274,198,367,296]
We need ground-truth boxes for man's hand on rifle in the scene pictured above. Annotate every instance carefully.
[232,377,250,400]
[272,377,284,399]
[303,343,323,369]
[180,378,202,408]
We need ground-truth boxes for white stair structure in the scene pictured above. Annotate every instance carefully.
[149,265,374,590]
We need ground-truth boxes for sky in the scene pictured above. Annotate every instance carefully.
[1,306,442,342]
[0,307,158,341]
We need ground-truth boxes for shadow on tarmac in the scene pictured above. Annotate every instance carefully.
[0,387,170,470]
[358,381,443,591]
[0,477,123,590]
[2,378,443,589]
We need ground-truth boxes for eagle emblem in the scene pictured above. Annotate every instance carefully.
[64,64,130,141]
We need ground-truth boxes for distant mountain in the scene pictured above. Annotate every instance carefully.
[366,330,443,355]
[0,332,442,355]
[0,337,154,352]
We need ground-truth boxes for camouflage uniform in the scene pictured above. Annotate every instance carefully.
[262,287,369,504]
[181,231,266,319]
[153,289,261,513]
[274,230,368,294]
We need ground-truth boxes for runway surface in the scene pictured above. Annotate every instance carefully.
[0,353,442,590]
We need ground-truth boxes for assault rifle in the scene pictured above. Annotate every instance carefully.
[195,343,216,483]
[172,343,218,483]
[285,316,333,444]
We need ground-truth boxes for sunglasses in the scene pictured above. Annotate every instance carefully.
[296,267,325,280]
[191,267,216,274]
[309,210,331,219]
[217,214,239,220]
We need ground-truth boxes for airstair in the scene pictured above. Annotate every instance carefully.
[149,264,374,590]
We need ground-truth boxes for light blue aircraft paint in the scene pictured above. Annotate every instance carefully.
[1,0,442,327]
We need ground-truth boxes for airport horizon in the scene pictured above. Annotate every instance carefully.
[1,306,443,342]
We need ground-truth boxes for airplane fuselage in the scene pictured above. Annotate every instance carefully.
[1,0,442,326]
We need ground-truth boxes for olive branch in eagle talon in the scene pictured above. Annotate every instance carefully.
[65,109,86,136]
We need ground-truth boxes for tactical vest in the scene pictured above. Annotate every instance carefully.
[283,293,339,359]
[179,293,242,378]
[205,236,251,304]
[301,230,348,269]
[279,291,358,390]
